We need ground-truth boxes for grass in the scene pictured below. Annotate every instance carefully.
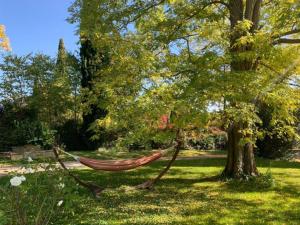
[1,155,300,225]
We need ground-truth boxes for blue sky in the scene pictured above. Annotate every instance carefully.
[0,0,78,57]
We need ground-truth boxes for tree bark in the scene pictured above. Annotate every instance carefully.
[223,123,258,178]
[222,0,261,178]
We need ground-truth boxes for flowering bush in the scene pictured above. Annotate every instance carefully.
[0,158,74,225]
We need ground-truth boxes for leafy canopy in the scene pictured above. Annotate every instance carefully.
[69,0,300,145]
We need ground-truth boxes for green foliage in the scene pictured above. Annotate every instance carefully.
[226,168,276,190]
[186,129,226,150]
[11,120,56,150]
[0,102,36,150]
[0,160,75,225]
[0,40,82,149]
[57,119,87,151]
[0,54,31,106]
[68,0,300,155]
[256,99,298,159]
[27,122,56,150]
[49,39,74,127]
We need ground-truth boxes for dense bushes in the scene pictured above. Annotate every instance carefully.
[256,134,295,159]
[0,103,56,150]
[57,119,87,151]
[0,101,107,151]
[186,128,227,150]
[256,102,297,159]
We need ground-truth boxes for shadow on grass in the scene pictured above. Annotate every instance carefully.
[67,157,300,195]
[61,174,300,225]
[2,157,300,225]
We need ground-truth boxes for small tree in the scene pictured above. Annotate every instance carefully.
[48,39,73,127]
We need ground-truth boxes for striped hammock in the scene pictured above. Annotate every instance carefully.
[59,149,162,172]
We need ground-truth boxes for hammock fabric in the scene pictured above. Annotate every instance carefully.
[64,151,163,171]
[79,152,162,171]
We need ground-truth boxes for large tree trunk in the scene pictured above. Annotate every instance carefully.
[223,122,258,178]
[222,0,262,178]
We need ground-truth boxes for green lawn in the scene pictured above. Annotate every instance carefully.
[1,157,300,225]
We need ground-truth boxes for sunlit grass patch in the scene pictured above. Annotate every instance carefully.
[1,158,300,224]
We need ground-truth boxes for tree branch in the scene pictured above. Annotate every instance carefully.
[125,0,166,25]
[273,38,300,45]
[167,1,229,41]
[288,82,300,88]
[259,61,281,76]
[272,28,300,39]
[208,1,230,9]
[183,37,192,61]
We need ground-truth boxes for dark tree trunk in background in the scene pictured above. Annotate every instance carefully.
[80,38,110,150]
[223,0,262,178]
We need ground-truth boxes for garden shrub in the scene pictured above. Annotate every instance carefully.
[0,102,56,150]
[256,102,297,159]
[57,119,87,151]
[186,128,227,150]
[225,168,276,191]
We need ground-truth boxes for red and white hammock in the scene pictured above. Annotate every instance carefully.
[58,149,162,171]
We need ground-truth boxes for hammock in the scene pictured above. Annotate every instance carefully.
[58,148,163,171]
[53,134,180,197]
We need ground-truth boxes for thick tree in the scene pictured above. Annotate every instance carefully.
[222,0,299,177]
[69,0,300,178]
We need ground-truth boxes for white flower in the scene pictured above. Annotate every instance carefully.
[19,175,26,181]
[26,168,34,174]
[27,156,33,162]
[10,176,26,187]
[57,200,63,207]
[58,183,65,189]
